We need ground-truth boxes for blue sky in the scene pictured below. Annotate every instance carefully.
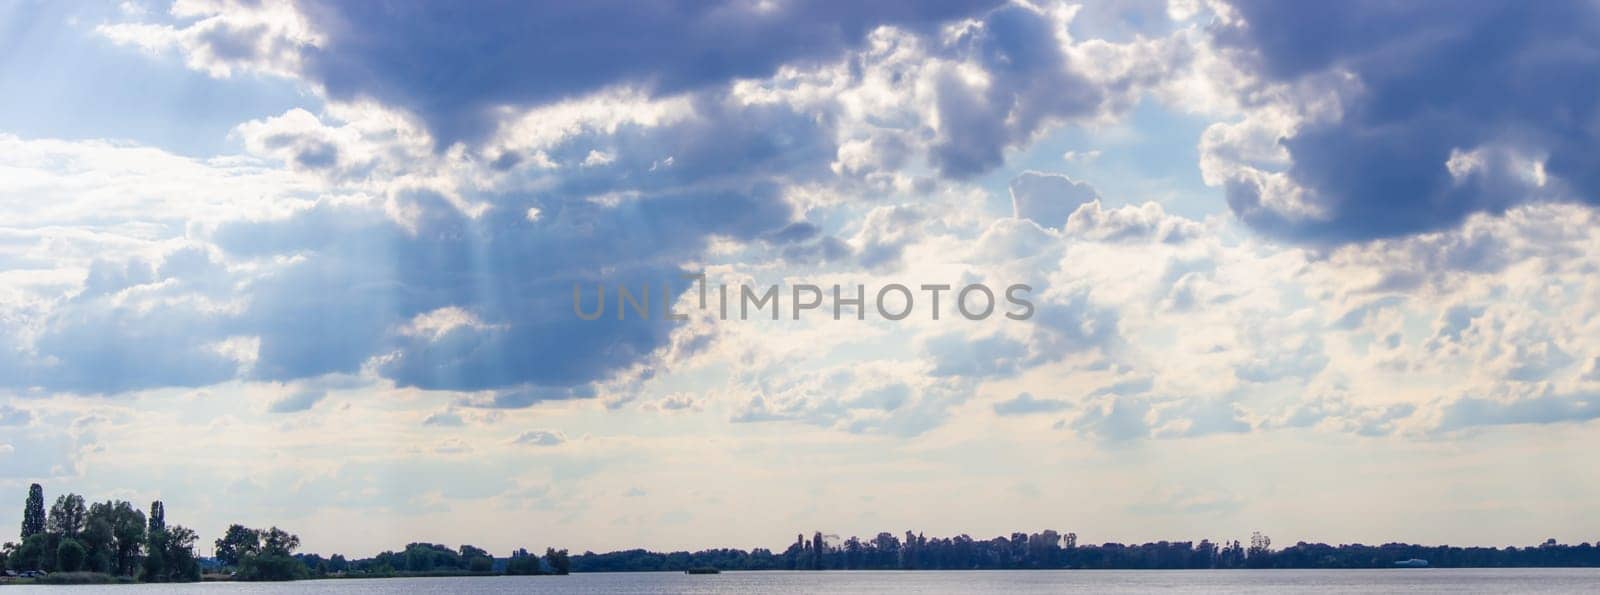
[2,0,1599,557]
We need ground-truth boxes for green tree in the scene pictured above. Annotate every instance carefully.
[234,526,307,582]
[236,552,309,581]
[80,503,116,573]
[20,484,45,539]
[400,542,459,571]
[215,524,261,567]
[461,544,493,572]
[47,493,87,538]
[56,538,86,572]
[9,534,48,571]
[262,526,300,556]
[142,501,170,581]
[162,525,202,582]
[545,547,571,575]
[143,527,167,581]
[141,524,202,582]
[506,548,542,575]
[327,553,348,573]
[109,502,146,576]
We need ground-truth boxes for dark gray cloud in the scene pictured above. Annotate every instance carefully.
[18,254,239,394]
[929,4,1115,178]
[295,0,1003,143]
[1215,0,1600,243]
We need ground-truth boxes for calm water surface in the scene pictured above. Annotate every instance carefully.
[14,569,1600,593]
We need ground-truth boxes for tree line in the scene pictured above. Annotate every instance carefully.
[3,484,201,581]
[292,542,571,576]
[13,481,1598,579]
[4,484,572,582]
[572,530,1600,571]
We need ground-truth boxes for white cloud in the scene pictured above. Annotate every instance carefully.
[96,0,321,78]
[513,430,567,447]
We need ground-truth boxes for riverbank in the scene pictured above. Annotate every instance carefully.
[5,572,135,585]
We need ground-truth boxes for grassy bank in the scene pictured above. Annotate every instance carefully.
[31,572,136,585]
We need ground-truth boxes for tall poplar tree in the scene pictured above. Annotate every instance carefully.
[147,501,165,533]
[20,483,45,539]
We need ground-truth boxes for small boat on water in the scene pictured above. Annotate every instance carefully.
[1394,559,1429,568]
[685,567,721,574]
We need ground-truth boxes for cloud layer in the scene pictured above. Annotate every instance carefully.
[2,0,1599,554]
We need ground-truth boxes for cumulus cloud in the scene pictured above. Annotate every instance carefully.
[851,205,927,270]
[1063,200,1203,243]
[1271,395,1416,437]
[44,0,1212,410]
[1010,171,1099,229]
[46,0,1600,452]
[18,0,1600,557]
[205,93,825,395]
[1065,389,1256,442]
[105,0,1005,143]
[732,362,976,437]
[96,0,320,78]
[17,250,244,394]
[10,37,844,399]
[1206,0,1600,243]
[513,430,567,447]
[1066,394,1152,442]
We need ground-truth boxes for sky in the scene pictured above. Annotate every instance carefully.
[2,0,1600,558]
